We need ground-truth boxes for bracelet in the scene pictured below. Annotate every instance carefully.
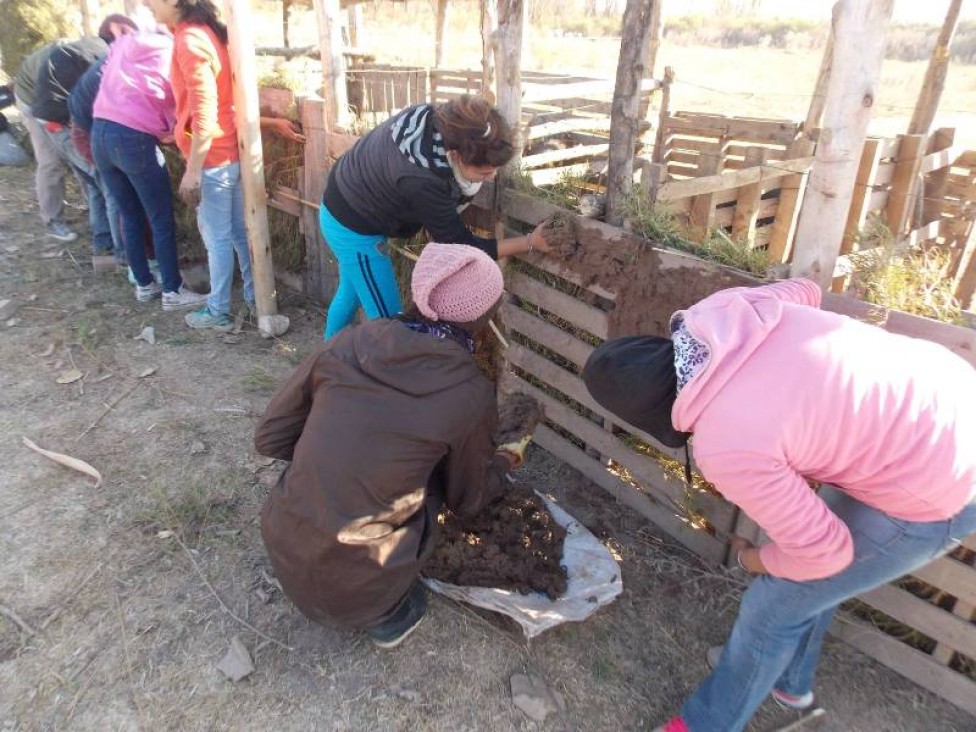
[736,549,749,573]
[527,232,534,252]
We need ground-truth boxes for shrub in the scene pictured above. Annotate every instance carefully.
[0,0,76,77]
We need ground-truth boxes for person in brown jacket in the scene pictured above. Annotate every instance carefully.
[255,243,522,648]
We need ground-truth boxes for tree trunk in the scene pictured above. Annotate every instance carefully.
[908,0,963,135]
[791,0,894,288]
[606,0,656,227]
[496,0,525,171]
[222,0,288,335]
[480,0,498,102]
[434,0,449,68]
[311,0,350,130]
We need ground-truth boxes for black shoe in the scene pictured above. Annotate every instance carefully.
[366,583,427,649]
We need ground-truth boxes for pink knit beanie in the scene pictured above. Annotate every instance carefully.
[411,243,504,323]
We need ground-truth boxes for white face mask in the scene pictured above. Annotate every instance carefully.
[447,152,483,197]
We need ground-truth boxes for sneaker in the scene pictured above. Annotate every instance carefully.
[46,220,78,242]
[366,583,427,650]
[162,285,208,311]
[771,688,815,711]
[184,306,234,331]
[135,280,162,302]
[706,644,815,711]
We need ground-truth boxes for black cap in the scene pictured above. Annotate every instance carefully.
[582,336,691,448]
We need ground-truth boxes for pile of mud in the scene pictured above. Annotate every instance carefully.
[495,392,546,444]
[424,484,568,600]
[536,212,754,338]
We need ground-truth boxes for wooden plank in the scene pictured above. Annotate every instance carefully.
[874,162,895,187]
[528,161,608,186]
[821,293,976,368]
[841,138,884,257]
[884,134,927,235]
[656,158,815,202]
[500,371,736,533]
[521,143,610,169]
[731,148,766,245]
[500,301,595,370]
[526,116,614,140]
[859,584,976,660]
[532,424,727,563]
[506,270,610,340]
[920,144,963,175]
[830,615,976,717]
[662,114,800,145]
[512,253,619,302]
[912,555,976,607]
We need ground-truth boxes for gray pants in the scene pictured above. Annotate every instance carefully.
[15,94,69,225]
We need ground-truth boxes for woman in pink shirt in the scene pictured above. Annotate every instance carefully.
[583,279,976,732]
[91,30,207,311]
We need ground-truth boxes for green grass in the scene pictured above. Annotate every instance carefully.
[132,475,241,544]
[241,366,277,393]
[512,168,591,211]
[625,189,770,276]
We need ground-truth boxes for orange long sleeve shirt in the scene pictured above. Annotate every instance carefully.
[171,22,238,168]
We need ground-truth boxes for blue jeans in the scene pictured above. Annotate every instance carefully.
[44,123,114,253]
[197,162,252,317]
[319,203,402,339]
[91,120,182,291]
[682,487,976,732]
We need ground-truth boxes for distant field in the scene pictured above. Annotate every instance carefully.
[254,1,976,151]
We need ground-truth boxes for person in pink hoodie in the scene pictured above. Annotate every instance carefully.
[582,279,976,732]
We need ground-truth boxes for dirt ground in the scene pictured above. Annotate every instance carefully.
[1,161,973,732]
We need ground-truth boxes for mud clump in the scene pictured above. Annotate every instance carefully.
[424,484,568,600]
[534,211,755,338]
[496,392,546,445]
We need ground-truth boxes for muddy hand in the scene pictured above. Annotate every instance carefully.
[529,221,552,254]
[179,172,202,208]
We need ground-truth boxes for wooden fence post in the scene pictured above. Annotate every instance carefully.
[223,0,288,336]
[300,97,337,304]
[480,0,498,101]
[651,66,673,165]
[496,0,525,171]
[954,219,976,311]
[687,137,724,241]
[312,0,350,130]
[831,137,884,292]
[606,0,656,227]
[791,0,894,287]
[909,0,963,135]
[922,128,954,224]
[884,133,927,237]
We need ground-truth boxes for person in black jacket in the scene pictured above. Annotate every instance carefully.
[319,95,551,339]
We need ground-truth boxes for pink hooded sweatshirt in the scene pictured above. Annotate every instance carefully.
[672,279,976,581]
[93,31,175,140]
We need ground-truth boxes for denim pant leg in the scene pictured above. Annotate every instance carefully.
[198,162,250,316]
[97,169,125,261]
[319,203,402,339]
[681,488,976,732]
[92,122,153,287]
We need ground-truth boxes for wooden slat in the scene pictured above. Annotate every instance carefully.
[506,270,609,340]
[920,145,964,175]
[662,115,800,145]
[912,555,976,606]
[885,134,927,235]
[526,117,613,140]
[859,584,976,660]
[521,143,609,169]
[500,371,735,533]
[830,615,976,717]
[501,301,595,370]
[874,162,895,187]
[532,424,727,563]
[841,138,884,258]
[656,158,815,202]
[731,148,766,244]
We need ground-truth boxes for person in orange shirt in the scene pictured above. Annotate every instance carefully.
[144,0,302,330]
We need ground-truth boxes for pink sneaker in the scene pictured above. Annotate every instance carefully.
[652,717,690,732]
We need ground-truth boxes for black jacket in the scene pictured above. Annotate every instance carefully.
[32,38,106,124]
[323,105,497,258]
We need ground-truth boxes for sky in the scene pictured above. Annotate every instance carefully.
[664,0,976,25]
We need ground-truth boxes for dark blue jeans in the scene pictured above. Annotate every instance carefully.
[91,120,181,292]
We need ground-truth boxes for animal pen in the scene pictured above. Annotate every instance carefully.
[241,0,976,718]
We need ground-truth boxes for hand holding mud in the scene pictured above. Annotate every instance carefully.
[178,170,202,207]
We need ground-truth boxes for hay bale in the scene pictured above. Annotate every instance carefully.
[0,0,76,76]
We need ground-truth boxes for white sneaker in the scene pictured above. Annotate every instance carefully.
[135,281,162,302]
[162,285,208,311]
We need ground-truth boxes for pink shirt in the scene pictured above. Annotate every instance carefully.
[672,279,976,581]
[93,31,175,140]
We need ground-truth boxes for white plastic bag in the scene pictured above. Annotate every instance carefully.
[422,494,623,638]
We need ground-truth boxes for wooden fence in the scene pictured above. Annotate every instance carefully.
[492,189,976,716]
[258,88,976,716]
